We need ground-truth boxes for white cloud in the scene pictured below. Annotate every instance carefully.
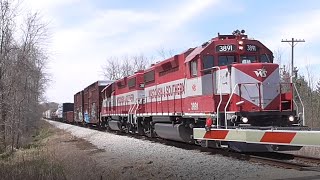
[277,10,320,41]
[26,0,83,11]
[255,8,320,84]
[40,0,223,102]
[258,9,320,70]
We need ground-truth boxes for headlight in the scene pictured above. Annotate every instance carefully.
[241,117,248,123]
[289,115,294,122]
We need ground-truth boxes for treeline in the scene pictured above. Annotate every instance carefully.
[102,47,175,80]
[0,1,49,153]
[277,58,320,128]
[102,54,151,80]
[295,75,320,128]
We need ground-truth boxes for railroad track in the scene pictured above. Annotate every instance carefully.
[293,154,320,165]
[53,120,320,172]
[248,155,313,171]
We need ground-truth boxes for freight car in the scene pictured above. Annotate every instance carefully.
[74,91,84,124]
[83,81,113,125]
[69,30,320,152]
[43,110,52,119]
[56,103,74,122]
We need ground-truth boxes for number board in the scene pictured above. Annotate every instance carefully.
[246,44,258,52]
[216,44,236,52]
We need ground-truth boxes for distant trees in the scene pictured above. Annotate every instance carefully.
[0,0,49,153]
[102,54,152,80]
[102,47,176,80]
[293,69,320,128]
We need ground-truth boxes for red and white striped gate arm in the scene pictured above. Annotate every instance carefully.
[193,128,320,146]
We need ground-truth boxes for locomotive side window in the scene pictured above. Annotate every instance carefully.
[190,60,198,77]
[144,70,155,84]
[117,81,126,89]
[128,77,136,89]
[241,55,256,64]
[260,54,272,63]
[203,55,215,69]
[202,55,215,74]
[218,55,236,66]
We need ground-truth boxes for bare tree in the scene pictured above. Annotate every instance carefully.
[0,0,16,153]
[121,54,133,77]
[273,48,283,65]
[157,47,175,59]
[0,1,50,153]
[132,53,149,72]
[102,54,151,80]
[102,57,122,80]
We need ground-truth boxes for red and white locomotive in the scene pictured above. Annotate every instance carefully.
[96,30,320,152]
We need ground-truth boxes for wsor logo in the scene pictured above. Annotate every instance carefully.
[254,68,267,77]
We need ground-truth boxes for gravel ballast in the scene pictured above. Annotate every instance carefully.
[47,120,320,180]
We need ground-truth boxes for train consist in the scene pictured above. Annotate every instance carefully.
[45,30,320,152]
[43,103,74,123]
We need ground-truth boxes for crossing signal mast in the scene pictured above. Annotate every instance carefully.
[281,38,305,80]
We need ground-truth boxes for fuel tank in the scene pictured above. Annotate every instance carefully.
[154,123,193,143]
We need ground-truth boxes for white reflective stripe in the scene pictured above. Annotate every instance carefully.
[193,128,206,139]
[243,130,265,143]
[291,131,320,146]
[224,130,246,141]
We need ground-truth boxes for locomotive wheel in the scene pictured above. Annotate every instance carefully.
[137,126,144,135]
[136,118,144,135]
[125,124,131,134]
[106,117,112,131]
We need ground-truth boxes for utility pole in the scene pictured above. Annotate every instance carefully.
[281,38,305,80]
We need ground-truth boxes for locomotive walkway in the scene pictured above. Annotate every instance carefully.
[47,120,320,180]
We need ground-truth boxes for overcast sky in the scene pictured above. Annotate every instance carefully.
[24,0,320,103]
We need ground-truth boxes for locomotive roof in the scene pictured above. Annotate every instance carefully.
[101,82,113,92]
[98,80,113,86]
[185,45,206,63]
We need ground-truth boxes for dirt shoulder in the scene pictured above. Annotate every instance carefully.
[0,121,108,180]
[47,120,320,180]
[40,121,108,180]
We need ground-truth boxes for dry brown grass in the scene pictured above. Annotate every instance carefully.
[0,122,66,180]
[0,121,108,180]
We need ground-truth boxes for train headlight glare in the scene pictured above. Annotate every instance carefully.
[239,46,244,50]
[289,115,294,122]
[238,40,243,45]
[241,117,248,123]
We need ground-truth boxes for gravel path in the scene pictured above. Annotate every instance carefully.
[47,120,320,180]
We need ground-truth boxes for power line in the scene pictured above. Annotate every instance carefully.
[281,38,305,79]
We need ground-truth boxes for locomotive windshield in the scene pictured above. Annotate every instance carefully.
[218,55,236,66]
[260,54,272,63]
